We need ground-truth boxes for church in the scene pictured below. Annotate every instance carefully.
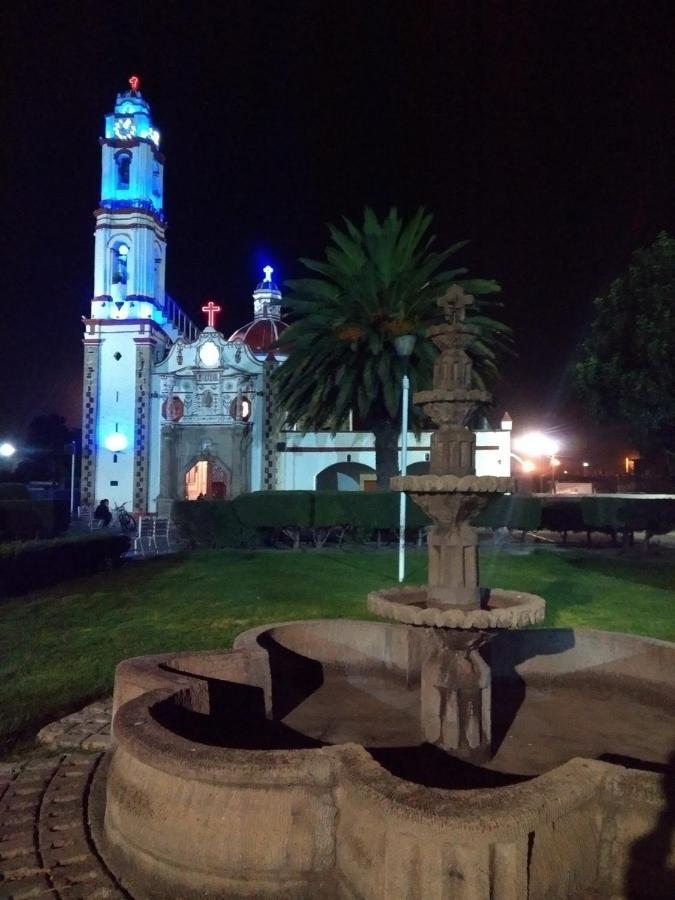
[81,79,512,516]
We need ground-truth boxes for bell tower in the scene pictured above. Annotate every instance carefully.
[81,77,184,514]
[91,75,166,320]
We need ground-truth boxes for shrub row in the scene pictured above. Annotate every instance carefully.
[173,491,433,549]
[0,532,131,597]
[175,491,675,549]
[475,495,675,537]
[0,499,70,542]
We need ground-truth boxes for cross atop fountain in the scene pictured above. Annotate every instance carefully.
[438,283,474,325]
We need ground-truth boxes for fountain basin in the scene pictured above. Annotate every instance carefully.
[95,620,675,899]
[367,585,546,628]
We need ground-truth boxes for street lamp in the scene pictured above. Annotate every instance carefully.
[0,442,16,459]
[394,334,416,583]
[512,432,561,494]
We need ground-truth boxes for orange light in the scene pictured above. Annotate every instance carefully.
[522,460,536,473]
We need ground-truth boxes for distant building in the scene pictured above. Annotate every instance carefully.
[81,80,512,514]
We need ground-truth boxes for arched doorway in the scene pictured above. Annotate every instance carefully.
[315,462,376,491]
[184,459,229,500]
[406,461,430,476]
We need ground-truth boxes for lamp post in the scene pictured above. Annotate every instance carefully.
[512,432,561,495]
[394,334,416,582]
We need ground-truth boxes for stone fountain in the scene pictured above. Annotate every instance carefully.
[90,284,675,899]
[368,283,544,762]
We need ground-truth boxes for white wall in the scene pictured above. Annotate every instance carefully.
[276,429,511,490]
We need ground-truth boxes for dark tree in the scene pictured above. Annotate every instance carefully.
[19,414,76,483]
[575,232,675,469]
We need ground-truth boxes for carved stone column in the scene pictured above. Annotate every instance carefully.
[156,423,177,519]
[420,635,492,762]
[80,338,102,507]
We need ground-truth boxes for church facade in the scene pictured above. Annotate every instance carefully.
[81,81,512,515]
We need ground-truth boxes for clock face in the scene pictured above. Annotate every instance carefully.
[199,341,220,367]
[114,117,136,139]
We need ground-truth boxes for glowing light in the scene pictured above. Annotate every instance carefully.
[0,442,16,458]
[263,265,274,282]
[522,460,536,473]
[104,434,128,452]
[199,340,220,367]
[513,432,560,458]
[582,461,590,468]
[114,117,136,139]
[118,244,129,257]
[201,300,221,328]
[551,457,561,468]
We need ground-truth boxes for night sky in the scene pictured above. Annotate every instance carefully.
[4,1,675,447]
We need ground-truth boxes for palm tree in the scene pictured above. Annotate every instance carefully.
[273,207,511,488]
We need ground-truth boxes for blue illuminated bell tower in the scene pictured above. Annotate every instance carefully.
[91,75,166,318]
[81,76,178,514]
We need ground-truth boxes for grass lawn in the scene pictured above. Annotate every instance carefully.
[1,545,674,751]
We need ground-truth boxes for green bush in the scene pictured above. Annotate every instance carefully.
[472,495,543,531]
[581,496,675,536]
[541,500,585,534]
[172,501,260,549]
[232,491,314,528]
[0,532,130,597]
[0,483,30,500]
[0,499,70,542]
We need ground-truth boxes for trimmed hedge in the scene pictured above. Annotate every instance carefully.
[173,491,675,549]
[0,499,70,542]
[472,495,543,531]
[171,501,260,549]
[0,532,131,597]
[0,483,30,500]
[173,492,433,548]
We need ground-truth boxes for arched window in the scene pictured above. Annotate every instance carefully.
[153,242,162,296]
[115,152,131,189]
[152,163,161,196]
[230,395,251,422]
[111,242,129,286]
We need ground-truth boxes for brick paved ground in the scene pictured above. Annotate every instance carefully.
[0,753,126,899]
[37,702,112,754]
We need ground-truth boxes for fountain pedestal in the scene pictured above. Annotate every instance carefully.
[371,284,545,764]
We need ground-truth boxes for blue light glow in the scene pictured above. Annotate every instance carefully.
[104,434,128,452]
[263,265,274,282]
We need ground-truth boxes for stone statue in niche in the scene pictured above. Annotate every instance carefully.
[202,390,213,409]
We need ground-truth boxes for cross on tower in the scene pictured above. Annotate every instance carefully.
[201,300,222,328]
[263,265,274,283]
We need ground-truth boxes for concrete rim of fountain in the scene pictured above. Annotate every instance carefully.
[367,585,546,629]
[391,473,513,493]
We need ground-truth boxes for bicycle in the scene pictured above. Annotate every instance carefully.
[114,502,138,533]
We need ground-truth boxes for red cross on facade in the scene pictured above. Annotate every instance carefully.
[201,300,222,328]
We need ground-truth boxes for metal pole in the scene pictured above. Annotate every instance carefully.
[398,373,410,582]
[70,442,76,517]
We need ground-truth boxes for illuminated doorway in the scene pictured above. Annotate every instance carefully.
[185,460,229,500]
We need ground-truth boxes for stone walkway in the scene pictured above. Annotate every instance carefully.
[37,702,112,753]
[0,753,125,899]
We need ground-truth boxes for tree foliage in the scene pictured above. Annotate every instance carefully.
[575,231,675,455]
[273,207,511,486]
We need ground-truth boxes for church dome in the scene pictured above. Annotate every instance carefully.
[228,266,288,358]
[229,317,288,357]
